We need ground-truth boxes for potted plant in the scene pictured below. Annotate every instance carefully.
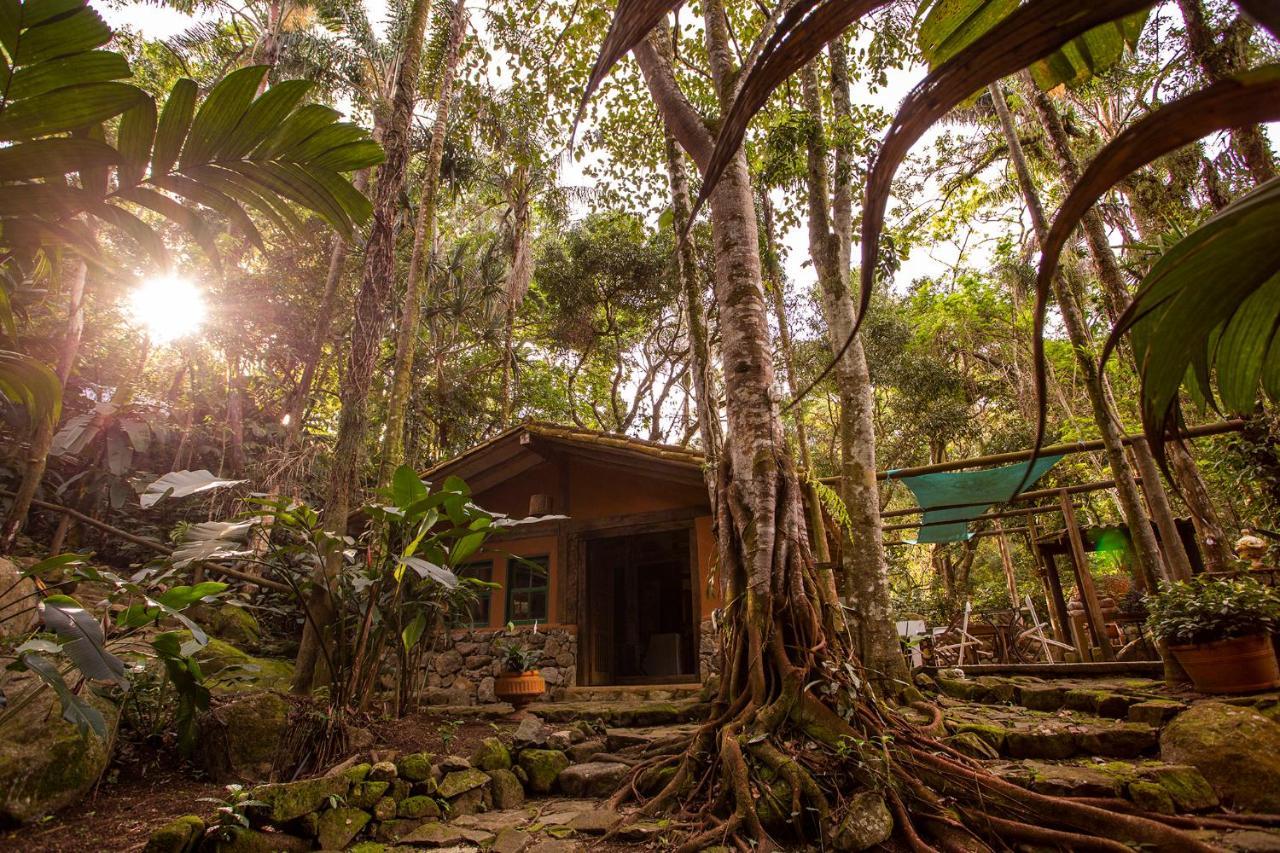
[1146,576,1280,693]
[492,628,545,715]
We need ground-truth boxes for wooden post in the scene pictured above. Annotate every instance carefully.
[995,524,1020,609]
[1028,522,1071,647]
[1059,490,1115,661]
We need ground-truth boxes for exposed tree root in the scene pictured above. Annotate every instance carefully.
[601,441,1249,853]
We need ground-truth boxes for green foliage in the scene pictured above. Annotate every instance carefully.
[493,628,541,673]
[1145,575,1280,646]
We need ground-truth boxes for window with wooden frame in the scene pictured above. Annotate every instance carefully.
[457,561,494,627]
[505,555,549,624]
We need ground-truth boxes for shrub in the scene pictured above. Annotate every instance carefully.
[1145,575,1280,646]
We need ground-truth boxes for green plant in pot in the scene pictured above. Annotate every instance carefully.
[493,626,545,715]
[1146,576,1280,694]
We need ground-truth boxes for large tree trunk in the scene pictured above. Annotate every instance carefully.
[1024,78,1226,574]
[0,256,87,552]
[799,59,907,690]
[379,0,469,482]
[989,83,1170,592]
[292,0,436,695]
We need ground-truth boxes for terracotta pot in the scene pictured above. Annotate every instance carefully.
[494,670,545,714]
[1170,633,1280,694]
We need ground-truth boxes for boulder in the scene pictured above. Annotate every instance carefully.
[248,774,349,823]
[187,635,294,693]
[514,716,549,746]
[518,748,570,793]
[202,826,310,852]
[316,807,371,849]
[488,768,525,809]
[834,791,893,851]
[190,602,261,649]
[196,691,288,782]
[566,739,606,763]
[473,736,512,771]
[368,760,398,781]
[349,780,389,808]
[0,557,37,639]
[144,815,206,853]
[373,795,397,820]
[0,687,118,823]
[449,786,489,817]
[557,762,628,798]
[1160,701,1280,812]
[345,762,373,783]
[397,795,441,819]
[1148,764,1218,812]
[438,767,490,798]
[396,752,433,782]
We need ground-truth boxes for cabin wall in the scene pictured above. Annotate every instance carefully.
[417,451,723,701]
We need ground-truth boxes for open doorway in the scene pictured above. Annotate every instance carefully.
[582,527,697,685]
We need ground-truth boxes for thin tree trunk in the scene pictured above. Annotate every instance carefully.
[286,167,373,451]
[496,171,532,431]
[379,0,469,483]
[292,0,436,695]
[1024,78,1224,575]
[800,59,907,690]
[990,82,1168,591]
[225,346,246,477]
[0,256,87,552]
[760,194,831,563]
[663,129,721,475]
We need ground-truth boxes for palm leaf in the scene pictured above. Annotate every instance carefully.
[40,595,128,686]
[0,348,61,425]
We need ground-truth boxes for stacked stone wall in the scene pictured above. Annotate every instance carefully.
[423,626,577,704]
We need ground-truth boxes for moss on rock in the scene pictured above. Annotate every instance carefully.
[397,795,441,819]
[472,737,512,771]
[203,826,310,852]
[143,814,205,853]
[396,752,433,782]
[516,749,569,794]
[1128,781,1175,815]
[249,774,349,823]
[316,806,371,849]
[0,688,118,823]
[196,691,288,782]
[1160,702,1280,812]
[349,780,389,809]
[1148,764,1218,812]
[487,768,525,809]
[181,634,293,693]
[437,767,490,798]
[833,791,893,851]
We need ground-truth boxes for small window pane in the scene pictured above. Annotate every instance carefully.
[458,561,493,627]
[505,556,549,624]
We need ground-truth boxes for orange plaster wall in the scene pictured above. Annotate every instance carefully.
[468,454,716,629]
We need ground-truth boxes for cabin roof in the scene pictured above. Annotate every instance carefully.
[423,421,706,495]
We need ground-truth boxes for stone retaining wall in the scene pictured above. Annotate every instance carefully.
[423,627,578,704]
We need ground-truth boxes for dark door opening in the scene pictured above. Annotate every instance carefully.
[584,528,697,685]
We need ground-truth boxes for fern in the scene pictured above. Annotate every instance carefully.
[809,478,854,538]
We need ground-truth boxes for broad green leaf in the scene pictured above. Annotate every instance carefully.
[307,139,384,172]
[41,595,128,685]
[113,186,219,261]
[0,137,118,182]
[6,49,131,100]
[115,98,156,188]
[391,464,428,509]
[178,65,267,168]
[450,530,487,565]
[154,174,264,250]
[0,348,61,425]
[0,81,143,140]
[13,1,110,65]
[251,103,341,160]
[19,651,108,738]
[402,612,428,652]
[150,79,197,180]
[218,78,312,160]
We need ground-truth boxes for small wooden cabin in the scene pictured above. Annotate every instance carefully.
[421,422,719,699]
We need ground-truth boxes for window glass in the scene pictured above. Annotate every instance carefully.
[457,561,493,627]
[505,555,549,624]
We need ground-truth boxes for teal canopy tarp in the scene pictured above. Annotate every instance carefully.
[888,455,1064,544]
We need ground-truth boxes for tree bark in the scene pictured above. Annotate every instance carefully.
[292,0,436,694]
[379,0,469,482]
[1176,0,1277,184]
[497,168,532,431]
[1024,76,1224,576]
[0,255,87,552]
[989,82,1168,591]
[800,59,907,690]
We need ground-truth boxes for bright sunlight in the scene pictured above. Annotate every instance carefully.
[126,275,206,344]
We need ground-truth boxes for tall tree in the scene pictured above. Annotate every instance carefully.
[292,0,437,694]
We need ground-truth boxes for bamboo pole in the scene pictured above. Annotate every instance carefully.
[1060,490,1115,661]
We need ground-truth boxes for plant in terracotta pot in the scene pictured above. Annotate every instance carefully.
[492,627,545,715]
[1146,575,1280,694]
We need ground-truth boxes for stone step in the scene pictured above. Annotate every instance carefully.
[928,672,1188,723]
[560,683,703,703]
[942,704,1160,760]
[989,758,1220,814]
[531,698,706,727]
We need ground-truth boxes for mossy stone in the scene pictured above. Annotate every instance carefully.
[197,602,261,649]
[936,676,986,701]
[203,826,310,852]
[438,767,491,798]
[396,752,433,782]
[943,731,999,760]
[281,811,318,838]
[516,749,569,794]
[1127,700,1185,726]
[196,691,288,782]
[376,818,427,842]
[397,795,441,819]
[373,795,398,821]
[349,780,389,809]
[974,676,1018,704]
[1005,728,1077,759]
[1019,684,1067,711]
[1079,723,1158,758]
[487,768,525,809]
[1161,702,1280,812]
[181,633,294,693]
[367,760,398,782]
[317,806,371,849]
[833,791,893,851]
[345,762,373,783]
[0,688,119,823]
[1149,764,1218,811]
[143,814,205,853]
[249,774,349,823]
[1128,781,1175,815]
[347,843,386,853]
[389,778,412,801]
[950,722,1007,750]
[473,736,512,771]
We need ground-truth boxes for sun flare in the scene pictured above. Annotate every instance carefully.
[127,275,206,345]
